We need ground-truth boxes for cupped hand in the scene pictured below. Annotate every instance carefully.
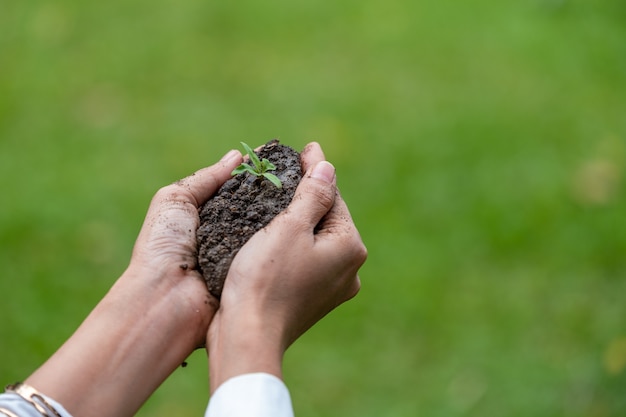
[25,149,245,417]
[132,149,241,272]
[207,142,367,389]
[121,148,243,345]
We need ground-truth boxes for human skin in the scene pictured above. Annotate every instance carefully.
[207,143,368,393]
[25,149,244,417]
[24,142,367,415]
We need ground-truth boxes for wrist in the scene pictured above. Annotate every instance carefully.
[111,265,216,346]
[26,268,217,417]
[208,308,287,393]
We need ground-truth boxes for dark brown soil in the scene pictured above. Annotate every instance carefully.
[197,140,302,299]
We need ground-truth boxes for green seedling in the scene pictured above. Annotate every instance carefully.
[231,142,283,189]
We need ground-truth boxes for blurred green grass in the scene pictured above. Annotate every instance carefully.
[1,0,626,415]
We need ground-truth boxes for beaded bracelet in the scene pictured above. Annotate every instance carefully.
[3,383,63,417]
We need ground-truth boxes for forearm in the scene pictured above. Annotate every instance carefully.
[26,268,213,417]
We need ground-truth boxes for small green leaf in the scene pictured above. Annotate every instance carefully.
[241,142,262,172]
[263,172,283,189]
[262,159,277,171]
[232,163,258,176]
[232,142,281,188]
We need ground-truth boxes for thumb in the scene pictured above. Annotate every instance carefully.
[285,161,337,230]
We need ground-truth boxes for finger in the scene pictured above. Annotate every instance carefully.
[300,142,326,172]
[282,160,337,230]
[316,189,368,263]
[317,188,355,231]
[174,149,242,206]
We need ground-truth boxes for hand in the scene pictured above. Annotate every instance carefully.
[125,148,244,346]
[25,149,243,417]
[207,142,367,391]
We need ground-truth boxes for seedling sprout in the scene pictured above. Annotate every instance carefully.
[231,142,283,189]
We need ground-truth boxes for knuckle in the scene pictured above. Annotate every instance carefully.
[349,277,362,298]
[154,184,191,203]
[154,184,179,200]
[353,241,368,265]
[340,232,367,265]
[150,186,197,216]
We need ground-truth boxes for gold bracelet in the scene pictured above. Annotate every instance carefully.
[4,383,63,417]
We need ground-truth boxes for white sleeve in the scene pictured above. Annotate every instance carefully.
[0,392,73,417]
[205,373,294,417]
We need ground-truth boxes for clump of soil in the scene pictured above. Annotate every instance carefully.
[197,140,302,299]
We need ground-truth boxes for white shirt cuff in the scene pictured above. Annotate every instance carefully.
[205,373,294,417]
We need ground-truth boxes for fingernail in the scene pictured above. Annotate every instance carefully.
[310,161,336,184]
[220,149,239,162]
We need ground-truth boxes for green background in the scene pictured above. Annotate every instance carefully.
[1,0,625,415]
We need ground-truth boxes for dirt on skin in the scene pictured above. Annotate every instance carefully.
[197,140,302,299]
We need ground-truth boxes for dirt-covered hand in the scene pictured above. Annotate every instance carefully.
[24,150,247,417]
[207,142,367,390]
[126,148,243,344]
[132,150,240,271]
